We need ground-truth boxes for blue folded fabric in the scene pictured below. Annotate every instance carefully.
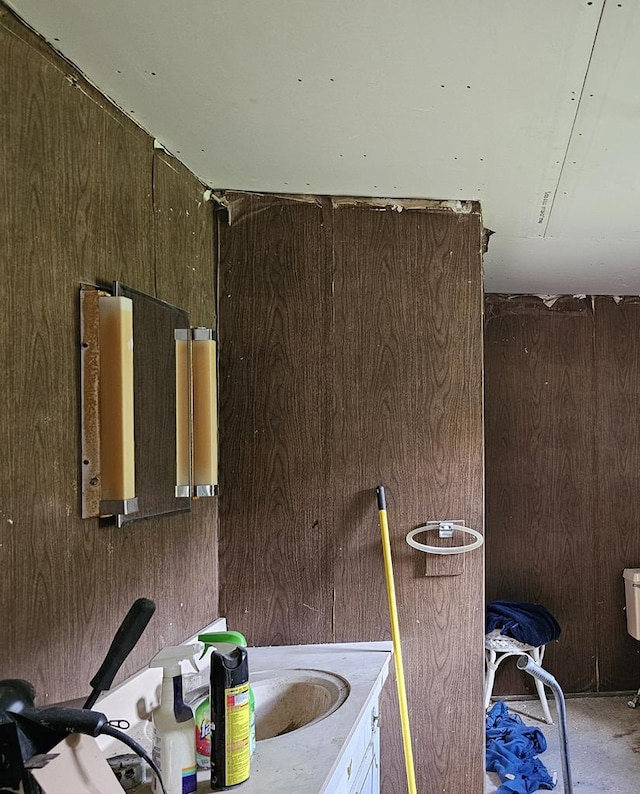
[486,702,555,793]
[486,601,561,646]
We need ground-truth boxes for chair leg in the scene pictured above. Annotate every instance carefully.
[627,687,640,709]
[484,649,498,711]
[485,649,512,710]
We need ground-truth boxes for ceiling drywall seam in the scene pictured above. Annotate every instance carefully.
[541,1,607,237]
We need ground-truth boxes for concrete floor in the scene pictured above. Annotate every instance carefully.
[485,695,640,793]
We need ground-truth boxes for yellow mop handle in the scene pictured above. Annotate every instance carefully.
[377,486,417,794]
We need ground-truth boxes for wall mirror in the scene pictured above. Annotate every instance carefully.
[80,282,192,526]
[118,283,192,525]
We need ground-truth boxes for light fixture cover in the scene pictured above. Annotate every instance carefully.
[175,329,191,497]
[98,295,137,515]
[191,328,217,496]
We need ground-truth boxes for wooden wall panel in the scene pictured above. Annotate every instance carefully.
[485,294,640,695]
[484,296,596,694]
[0,8,217,703]
[594,297,640,691]
[330,204,485,792]
[217,194,334,645]
[154,153,215,327]
[218,196,485,793]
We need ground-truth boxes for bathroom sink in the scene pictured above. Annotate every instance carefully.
[251,668,350,741]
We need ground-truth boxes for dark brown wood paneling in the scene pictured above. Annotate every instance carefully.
[217,193,334,645]
[1,8,217,703]
[484,295,597,694]
[594,296,640,691]
[218,196,485,793]
[486,295,640,694]
[154,152,216,327]
[331,204,485,792]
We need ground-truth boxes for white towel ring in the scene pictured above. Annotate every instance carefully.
[405,524,484,555]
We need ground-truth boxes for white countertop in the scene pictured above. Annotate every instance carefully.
[232,641,392,793]
[97,639,392,794]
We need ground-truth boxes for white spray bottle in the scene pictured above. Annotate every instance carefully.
[149,643,203,794]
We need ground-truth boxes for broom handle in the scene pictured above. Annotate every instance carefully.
[377,486,417,794]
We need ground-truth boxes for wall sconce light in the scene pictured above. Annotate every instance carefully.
[192,328,218,497]
[80,287,138,518]
[98,295,138,516]
[175,329,191,498]
[82,284,215,520]
[174,328,218,498]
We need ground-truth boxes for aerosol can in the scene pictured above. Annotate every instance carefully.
[210,645,250,790]
[193,631,255,770]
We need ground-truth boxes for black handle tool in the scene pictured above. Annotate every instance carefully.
[83,597,156,710]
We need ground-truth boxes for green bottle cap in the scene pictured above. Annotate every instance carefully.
[197,630,247,648]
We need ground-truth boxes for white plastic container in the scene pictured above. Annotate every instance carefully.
[623,569,640,640]
[149,644,202,794]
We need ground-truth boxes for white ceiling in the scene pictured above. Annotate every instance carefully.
[8,0,640,294]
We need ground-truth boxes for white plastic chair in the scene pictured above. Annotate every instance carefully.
[484,629,553,724]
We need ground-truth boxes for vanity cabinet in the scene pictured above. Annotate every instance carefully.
[322,679,383,794]
[350,729,380,794]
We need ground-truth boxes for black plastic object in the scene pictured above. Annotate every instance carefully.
[83,597,156,709]
[0,678,47,785]
[210,647,250,790]
[0,714,33,792]
[0,679,36,714]
[11,706,109,737]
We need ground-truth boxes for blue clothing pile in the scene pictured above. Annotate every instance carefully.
[486,601,561,646]
[486,702,555,793]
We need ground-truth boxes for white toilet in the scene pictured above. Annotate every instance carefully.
[623,568,640,639]
[623,568,640,707]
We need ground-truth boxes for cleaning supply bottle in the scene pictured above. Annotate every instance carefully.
[149,643,202,794]
[195,631,255,769]
[210,644,251,790]
[189,684,211,769]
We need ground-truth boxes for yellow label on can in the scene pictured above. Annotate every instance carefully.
[225,682,250,786]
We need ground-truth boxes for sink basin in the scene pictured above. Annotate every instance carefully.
[251,668,350,741]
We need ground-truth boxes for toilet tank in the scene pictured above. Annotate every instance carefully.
[623,569,640,640]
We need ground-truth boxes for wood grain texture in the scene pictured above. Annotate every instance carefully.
[0,9,217,703]
[217,193,334,645]
[593,296,640,691]
[218,196,485,793]
[484,295,597,694]
[331,204,485,792]
[153,152,215,327]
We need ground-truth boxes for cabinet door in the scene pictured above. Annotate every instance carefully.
[349,729,380,794]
